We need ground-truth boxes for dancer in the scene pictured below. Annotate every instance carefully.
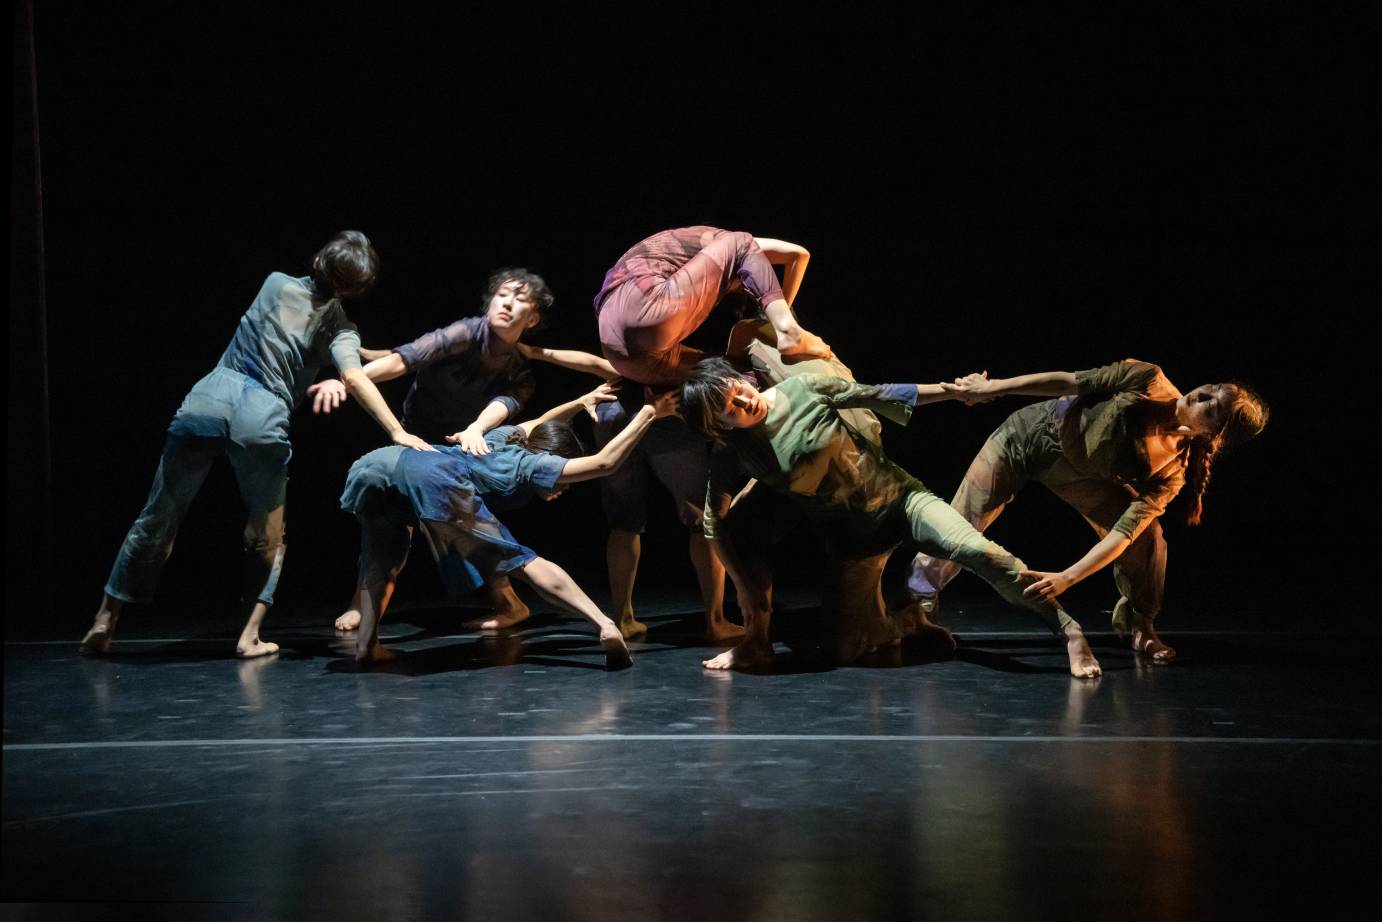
[341,383,680,669]
[680,361,1102,677]
[911,359,1269,664]
[591,227,828,642]
[81,231,431,659]
[315,269,615,632]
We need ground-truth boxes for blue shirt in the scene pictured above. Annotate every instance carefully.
[217,273,362,410]
[393,317,536,444]
[340,427,567,522]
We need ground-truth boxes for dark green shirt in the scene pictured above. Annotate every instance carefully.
[1066,359,1186,539]
[705,375,920,546]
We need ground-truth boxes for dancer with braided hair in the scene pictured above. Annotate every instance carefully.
[912,359,1269,664]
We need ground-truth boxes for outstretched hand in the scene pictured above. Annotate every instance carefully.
[1020,569,1073,602]
[446,426,492,455]
[393,430,437,452]
[307,379,348,415]
[648,387,680,419]
[579,382,621,420]
[941,371,995,406]
[359,346,391,363]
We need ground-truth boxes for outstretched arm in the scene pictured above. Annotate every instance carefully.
[341,368,434,451]
[753,237,810,306]
[448,400,513,456]
[554,392,679,485]
[516,343,619,381]
[1022,531,1132,602]
[306,351,411,413]
[945,371,1078,405]
[513,382,621,438]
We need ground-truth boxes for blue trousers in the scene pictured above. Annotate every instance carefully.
[105,368,290,606]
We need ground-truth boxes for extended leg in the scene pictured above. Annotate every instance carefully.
[909,412,1033,599]
[84,433,218,655]
[510,558,631,670]
[353,519,412,666]
[229,442,290,658]
[905,489,1101,679]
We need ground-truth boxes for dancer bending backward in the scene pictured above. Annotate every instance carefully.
[912,359,1268,664]
[681,361,1103,677]
[342,383,680,669]
[313,269,612,632]
[591,227,832,643]
[82,231,431,659]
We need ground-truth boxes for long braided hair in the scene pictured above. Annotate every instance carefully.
[1179,382,1270,525]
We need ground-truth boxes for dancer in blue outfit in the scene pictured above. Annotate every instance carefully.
[341,383,679,669]
[81,231,430,659]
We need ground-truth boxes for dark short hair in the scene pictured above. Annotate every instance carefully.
[679,357,750,439]
[310,230,379,298]
[483,268,555,324]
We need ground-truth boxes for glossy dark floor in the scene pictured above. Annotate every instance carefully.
[4,591,1379,921]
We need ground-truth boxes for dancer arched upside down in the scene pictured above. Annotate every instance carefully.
[680,360,1104,678]
[587,227,832,645]
[340,383,679,670]
[911,359,1268,664]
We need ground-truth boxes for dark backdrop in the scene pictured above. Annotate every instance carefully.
[10,4,1374,636]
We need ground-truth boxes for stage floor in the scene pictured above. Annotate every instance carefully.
[4,592,1378,921]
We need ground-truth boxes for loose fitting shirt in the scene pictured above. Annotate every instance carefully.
[340,425,566,522]
[1064,359,1186,540]
[216,273,362,409]
[393,317,535,444]
[704,375,921,544]
[593,226,785,313]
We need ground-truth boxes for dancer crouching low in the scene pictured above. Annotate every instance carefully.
[681,360,1103,678]
[340,383,680,670]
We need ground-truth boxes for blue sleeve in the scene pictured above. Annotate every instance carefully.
[796,374,915,426]
[518,451,567,493]
[394,317,481,369]
[329,327,363,374]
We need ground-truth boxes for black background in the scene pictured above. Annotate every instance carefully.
[11,3,1375,635]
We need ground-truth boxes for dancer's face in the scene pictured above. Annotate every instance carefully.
[1176,384,1233,436]
[713,379,769,430]
[486,281,541,337]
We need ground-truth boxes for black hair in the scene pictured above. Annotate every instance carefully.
[504,420,586,459]
[310,230,379,298]
[483,268,555,327]
[679,357,751,439]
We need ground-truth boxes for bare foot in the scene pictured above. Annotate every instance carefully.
[1063,624,1102,679]
[356,641,398,667]
[1131,624,1176,665]
[79,613,117,657]
[776,326,834,361]
[600,625,633,671]
[334,610,361,632]
[617,614,648,642]
[462,601,531,631]
[702,639,774,671]
[235,637,280,659]
[705,617,746,644]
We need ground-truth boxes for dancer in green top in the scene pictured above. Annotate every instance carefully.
[681,360,1102,677]
[913,359,1268,663]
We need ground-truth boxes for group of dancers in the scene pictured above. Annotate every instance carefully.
[80,227,1269,677]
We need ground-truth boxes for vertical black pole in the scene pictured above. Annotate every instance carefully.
[9,0,53,626]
